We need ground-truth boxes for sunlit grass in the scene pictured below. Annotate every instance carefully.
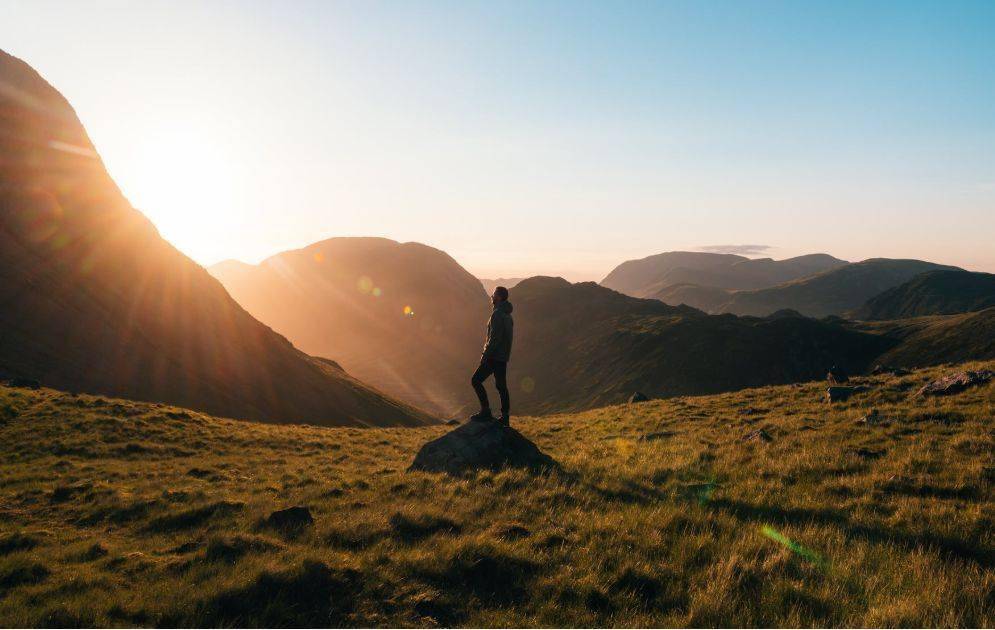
[0,361,992,626]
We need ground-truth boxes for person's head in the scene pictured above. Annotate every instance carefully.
[492,286,509,306]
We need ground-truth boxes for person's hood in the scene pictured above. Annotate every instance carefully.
[495,300,513,314]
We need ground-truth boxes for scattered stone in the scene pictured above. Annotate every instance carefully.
[742,429,773,443]
[5,377,40,389]
[916,370,994,397]
[826,366,849,385]
[628,392,650,403]
[408,419,557,475]
[856,409,880,425]
[826,385,867,403]
[264,506,314,532]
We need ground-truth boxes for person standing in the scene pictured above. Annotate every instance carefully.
[471,286,513,425]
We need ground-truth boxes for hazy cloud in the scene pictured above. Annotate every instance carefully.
[697,244,773,256]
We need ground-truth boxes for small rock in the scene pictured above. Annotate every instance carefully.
[628,392,650,403]
[856,409,880,425]
[916,370,994,397]
[444,419,461,426]
[265,506,314,532]
[742,429,773,443]
[409,419,557,475]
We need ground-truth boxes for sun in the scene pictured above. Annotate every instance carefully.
[101,119,237,264]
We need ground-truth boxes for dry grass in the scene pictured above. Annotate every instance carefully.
[0,362,993,627]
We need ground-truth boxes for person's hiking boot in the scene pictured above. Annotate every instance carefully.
[470,410,494,422]
[498,414,510,427]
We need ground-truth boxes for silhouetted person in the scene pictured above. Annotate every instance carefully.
[471,286,513,425]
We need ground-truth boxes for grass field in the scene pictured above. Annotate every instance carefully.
[1,362,993,627]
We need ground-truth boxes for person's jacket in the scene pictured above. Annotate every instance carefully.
[482,301,514,362]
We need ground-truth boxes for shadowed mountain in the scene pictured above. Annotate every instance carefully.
[479,277,525,294]
[856,308,995,368]
[851,270,995,321]
[719,259,961,318]
[507,277,893,414]
[647,283,734,313]
[210,238,490,416]
[0,50,431,427]
[601,251,847,297]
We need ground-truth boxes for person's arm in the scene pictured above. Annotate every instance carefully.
[482,311,504,357]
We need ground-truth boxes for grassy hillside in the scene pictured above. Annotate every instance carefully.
[210,238,489,417]
[3,361,992,627]
[852,270,995,321]
[0,50,431,428]
[857,308,995,367]
[510,277,892,414]
[721,259,960,318]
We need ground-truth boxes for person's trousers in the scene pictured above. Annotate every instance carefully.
[471,356,509,416]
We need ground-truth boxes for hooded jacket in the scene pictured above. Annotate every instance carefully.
[482,300,514,362]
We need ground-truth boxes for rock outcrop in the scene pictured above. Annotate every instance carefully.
[917,370,994,397]
[409,419,557,475]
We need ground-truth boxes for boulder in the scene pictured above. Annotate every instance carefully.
[917,370,994,397]
[265,506,314,532]
[628,392,650,403]
[826,385,867,403]
[409,418,557,475]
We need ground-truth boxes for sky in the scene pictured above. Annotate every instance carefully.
[2,0,994,281]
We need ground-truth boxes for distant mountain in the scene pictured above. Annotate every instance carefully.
[858,308,995,367]
[507,277,892,414]
[479,277,525,294]
[720,259,961,318]
[210,238,490,416]
[0,50,431,428]
[851,270,995,321]
[601,251,847,297]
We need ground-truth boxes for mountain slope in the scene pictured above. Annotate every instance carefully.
[0,50,431,427]
[720,259,961,318]
[647,282,733,312]
[210,238,490,416]
[479,277,525,294]
[856,307,995,367]
[508,277,893,414]
[601,251,847,297]
[851,270,995,320]
[3,362,993,626]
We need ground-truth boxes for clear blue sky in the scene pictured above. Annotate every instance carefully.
[2,0,993,279]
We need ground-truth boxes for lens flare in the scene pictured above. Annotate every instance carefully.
[520,376,535,393]
[357,276,373,294]
[403,305,414,316]
[313,252,324,263]
[760,525,826,568]
[372,287,382,297]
